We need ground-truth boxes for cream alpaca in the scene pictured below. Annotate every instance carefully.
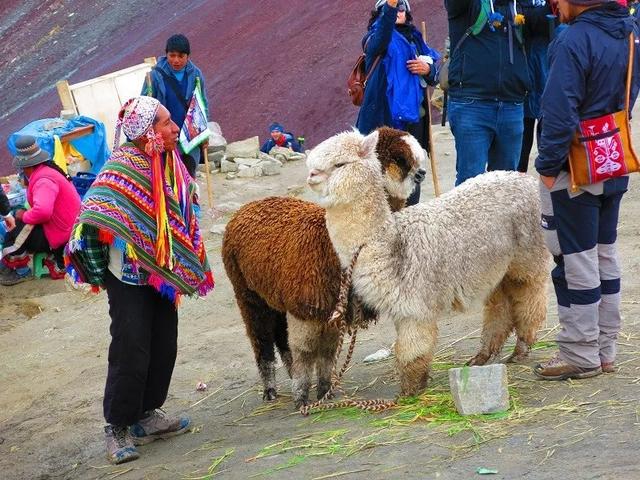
[307,130,550,396]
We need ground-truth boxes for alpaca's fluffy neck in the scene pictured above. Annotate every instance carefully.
[325,192,393,267]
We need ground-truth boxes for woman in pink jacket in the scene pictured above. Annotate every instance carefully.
[1,136,81,286]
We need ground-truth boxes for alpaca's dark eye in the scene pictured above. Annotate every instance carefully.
[335,163,346,168]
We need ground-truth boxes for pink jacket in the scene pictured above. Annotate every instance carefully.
[23,165,81,248]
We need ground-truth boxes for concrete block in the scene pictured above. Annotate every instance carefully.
[448,364,509,415]
[220,159,238,173]
[226,136,260,160]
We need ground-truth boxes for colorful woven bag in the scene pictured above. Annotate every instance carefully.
[568,33,640,191]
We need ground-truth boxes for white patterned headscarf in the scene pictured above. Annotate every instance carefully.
[114,96,161,149]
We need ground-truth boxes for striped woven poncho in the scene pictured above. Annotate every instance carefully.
[65,145,214,305]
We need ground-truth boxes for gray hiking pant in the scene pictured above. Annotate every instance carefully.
[539,172,628,368]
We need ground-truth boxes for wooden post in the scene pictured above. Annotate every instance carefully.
[421,21,442,197]
[56,80,78,115]
[201,145,214,209]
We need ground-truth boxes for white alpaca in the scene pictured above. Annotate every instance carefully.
[306,130,550,396]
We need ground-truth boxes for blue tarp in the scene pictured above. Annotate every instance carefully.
[6,116,110,174]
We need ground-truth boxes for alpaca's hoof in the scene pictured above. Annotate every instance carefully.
[467,352,491,366]
[263,388,277,401]
[317,381,333,400]
[505,352,528,363]
[506,340,531,363]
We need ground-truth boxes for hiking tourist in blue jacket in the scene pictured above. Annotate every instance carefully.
[143,34,209,178]
[260,123,302,153]
[535,0,640,380]
[445,0,551,185]
[356,0,441,205]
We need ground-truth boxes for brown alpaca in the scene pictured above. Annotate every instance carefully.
[222,127,425,408]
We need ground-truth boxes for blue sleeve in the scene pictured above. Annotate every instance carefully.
[364,3,397,61]
[287,134,302,152]
[535,36,587,177]
[260,140,274,153]
[417,35,442,86]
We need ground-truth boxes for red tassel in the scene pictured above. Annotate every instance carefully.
[98,229,115,245]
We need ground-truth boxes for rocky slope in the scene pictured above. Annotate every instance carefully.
[0,0,446,174]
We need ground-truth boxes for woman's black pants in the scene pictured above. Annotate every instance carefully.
[103,271,178,426]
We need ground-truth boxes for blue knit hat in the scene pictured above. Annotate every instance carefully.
[269,123,284,133]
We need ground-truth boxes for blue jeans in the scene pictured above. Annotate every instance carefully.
[448,98,524,186]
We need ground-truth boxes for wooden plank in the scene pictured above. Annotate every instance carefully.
[56,80,77,114]
[59,125,94,143]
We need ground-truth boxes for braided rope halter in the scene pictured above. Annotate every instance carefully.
[300,246,397,416]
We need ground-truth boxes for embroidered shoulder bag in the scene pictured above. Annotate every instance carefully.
[568,33,640,191]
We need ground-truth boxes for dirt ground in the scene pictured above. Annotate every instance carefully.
[1,122,640,480]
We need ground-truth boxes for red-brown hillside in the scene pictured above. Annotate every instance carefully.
[0,0,446,174]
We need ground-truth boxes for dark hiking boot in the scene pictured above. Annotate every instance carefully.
[0,268,32,286]
[105,425,139,465]
[129,409,191,445]
[534,353,602,381]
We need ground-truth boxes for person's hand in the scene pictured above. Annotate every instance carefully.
[388,0,399,7]
[540,175,556,189]
[3,214,16,231]
[407,59,431,76]
[202,140,209,150]
[14,209,25,221]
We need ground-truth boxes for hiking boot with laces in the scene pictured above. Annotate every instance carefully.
[129,409,191,445]
[105,425,140,465]
[534,352,602,381]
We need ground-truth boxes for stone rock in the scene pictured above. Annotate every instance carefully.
[207,150,225,168]
[236,165,263,178]
[234,157,262,168]
[258,151,277,162]
[448,364,509,416]
[269,146,306,162]
[225,173,237,180]
[220,159,238,173]
[226,136,260,160]
[209,224,227,235]
[207,121,227,152]
[257,160,281,176]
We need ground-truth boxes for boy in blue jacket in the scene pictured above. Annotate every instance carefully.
[535,0,640,380]
[143,34,209,177]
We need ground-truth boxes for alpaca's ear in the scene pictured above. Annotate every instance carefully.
[360,130,380,158]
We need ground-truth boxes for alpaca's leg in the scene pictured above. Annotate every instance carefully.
[469,281,514,366]
[236,290,281,401]
[394,317,438,397]
[287,314,320,409]
[274,315,293,378]
[505,274,548,363]
[315,327,340,400]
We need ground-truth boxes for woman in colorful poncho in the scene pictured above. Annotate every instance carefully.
[66,96,214,464]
